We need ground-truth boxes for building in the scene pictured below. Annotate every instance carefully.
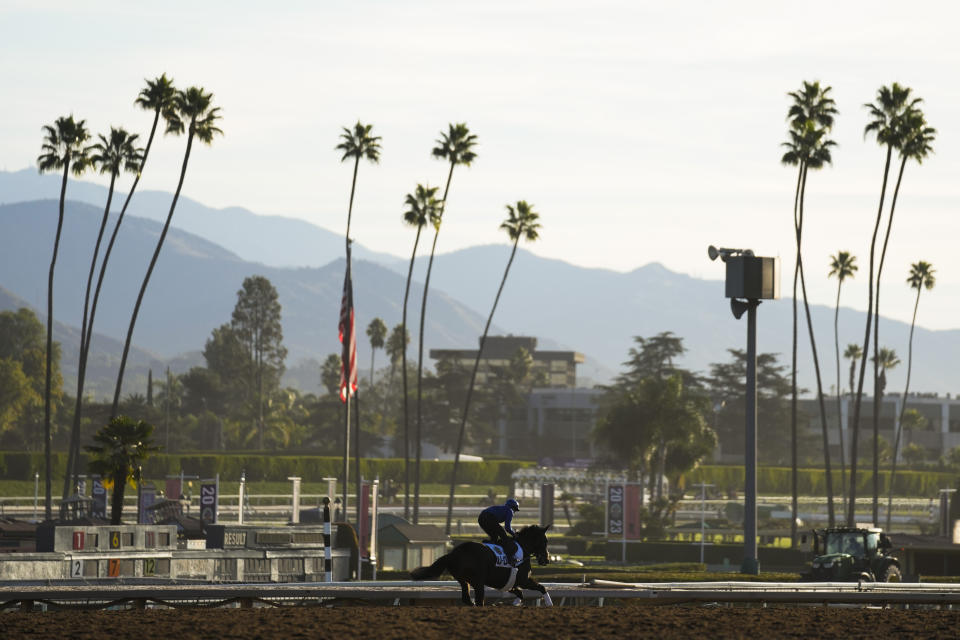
[430,335,585,389]
[800,393,960,461]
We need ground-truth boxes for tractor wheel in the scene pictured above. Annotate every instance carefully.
[880,565,902,582]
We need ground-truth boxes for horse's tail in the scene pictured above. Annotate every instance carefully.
[410,554,448,581]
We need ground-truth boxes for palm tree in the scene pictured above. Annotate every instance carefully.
[86,74,177,415]
[782,81,838,529]
[63,127,143,500]
[37,115,91,519]
[400,184,440,520]
[335,121,382,246]
[366,318,387,389]
[886,261,935,529]
[845,343,863,402]
[85,415,159,524]
[849,83,919,527]
[112,87,222,416]
[414,123,477,523]
[335,121,380,521]
[828,251,857,504]
[444,200,541,533]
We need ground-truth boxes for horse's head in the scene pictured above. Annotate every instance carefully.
[518,524,551,566]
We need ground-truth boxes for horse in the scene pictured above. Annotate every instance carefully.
[411,524,553,607]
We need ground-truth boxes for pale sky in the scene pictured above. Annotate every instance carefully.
[3,1,960,330]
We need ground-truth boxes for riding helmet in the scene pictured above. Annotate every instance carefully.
[505,498,520,512]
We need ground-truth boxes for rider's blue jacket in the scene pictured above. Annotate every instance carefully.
[481,504,516,536]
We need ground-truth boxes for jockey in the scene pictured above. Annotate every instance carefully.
[479,499,521,564]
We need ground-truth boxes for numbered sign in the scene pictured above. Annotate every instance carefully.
[607,484,624,536]
[108,558,120,577]
[109,531,121,549]
[72,531,85,550]
[143,558,156,576]
[200,483,217,524]
[71,559,83,577]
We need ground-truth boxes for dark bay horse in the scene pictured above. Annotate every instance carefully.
[411,524,553,606]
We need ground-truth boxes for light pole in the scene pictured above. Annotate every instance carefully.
[709,245,779,575]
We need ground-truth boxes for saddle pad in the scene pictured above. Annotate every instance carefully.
[482,542,523,568]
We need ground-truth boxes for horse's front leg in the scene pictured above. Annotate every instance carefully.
[508,587,523,606]
[516,575,552,606]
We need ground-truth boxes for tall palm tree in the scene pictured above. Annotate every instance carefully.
[444,200,541,533]
[63,127,143,499]
[414,123,477,522]
[870,97,930,524]
[37,115,91,519]
[849,83,918,526]
[335,121,381,246]
[86,74,177,412]
[85,416,159,524]
[400,184,440,520]
[335,121,380,521]
[886,261,935,529]
[828,251,857,505]
[782,81,838,529]
[112,87,222,416]
[366,318,387,389]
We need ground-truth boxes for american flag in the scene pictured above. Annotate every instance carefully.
[338,259,358,403]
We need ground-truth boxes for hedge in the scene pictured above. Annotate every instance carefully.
[684,465,959,498]
[0,452,534,486]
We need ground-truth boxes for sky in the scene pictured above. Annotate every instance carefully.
[3,1,960,330]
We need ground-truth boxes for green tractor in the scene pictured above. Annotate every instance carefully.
[803,527,902,582]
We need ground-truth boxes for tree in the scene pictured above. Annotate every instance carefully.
[844,344,863,401]
[386,323,410,393]
[594,374,713,517]
[85,415,159,524]
[113,86,222,416]
[849,83,919,527]
[335,121,381,523]
[870,91,932,524]
[414,124,477,522]
[399,184,439,520]
[886,261,935,528]
[321,354,343,398]
[230,276,287,450]
[64,127,143,500]
[37,114,91,519]
[782,80,839,528]
[872,347,900,399]
[0,308,57,450]
[828,251,857,504]
[445,200,541,532]
[707,349,803,465]
[617,331,696,387]
[335,122,382,245]
[366,318,387,389]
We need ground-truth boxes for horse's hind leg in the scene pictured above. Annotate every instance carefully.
[508,587,523,606]
[458,579,471,605]
[471,582,485,606]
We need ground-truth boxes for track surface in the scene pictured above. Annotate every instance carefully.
[4,606,960,639]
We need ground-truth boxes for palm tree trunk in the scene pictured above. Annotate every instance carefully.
[886,285,922,530]
[111,472,126,525]
[44,161,71,520]
[797,165,835,526]
[790,163,802,545]
[64,172,117,500]
[874,155,907,525]
[848,144,893,527]
[345,156,360,245]
[112,128,197,416]
[445,238,521,534]
[400,226,422,521]
[414,161,456,523]
[354,390,361,528]
[834,279,848,507]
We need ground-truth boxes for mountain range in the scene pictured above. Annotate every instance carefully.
[2,168,958,399]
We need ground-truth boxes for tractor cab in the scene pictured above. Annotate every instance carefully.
[805,526,900,582]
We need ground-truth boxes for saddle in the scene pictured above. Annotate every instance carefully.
[482,540,523,568]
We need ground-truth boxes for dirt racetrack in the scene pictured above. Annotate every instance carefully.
[4,605,960,639]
